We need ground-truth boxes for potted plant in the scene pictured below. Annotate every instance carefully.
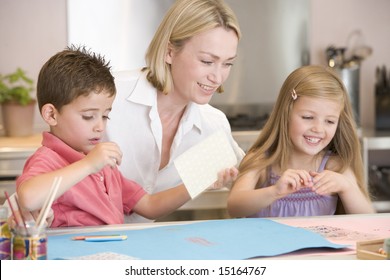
[0,68,36,137]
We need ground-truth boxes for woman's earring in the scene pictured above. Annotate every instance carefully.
[291,89,298,100]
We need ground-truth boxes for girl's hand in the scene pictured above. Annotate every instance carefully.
[84,142,123,172]
[309,170,346,195]
[310,170,375,214]
[275,169,313,196]
[209,167,239,190]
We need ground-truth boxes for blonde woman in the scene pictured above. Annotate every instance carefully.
[106,0,245,222]
[228,65,375,218]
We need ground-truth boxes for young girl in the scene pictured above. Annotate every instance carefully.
[227,65,375,217]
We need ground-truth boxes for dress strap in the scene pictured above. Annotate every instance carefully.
[317,150,332,172]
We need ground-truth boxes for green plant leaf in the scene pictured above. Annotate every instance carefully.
[0,68,34,105]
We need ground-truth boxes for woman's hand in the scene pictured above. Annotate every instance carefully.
[209,167,239,190]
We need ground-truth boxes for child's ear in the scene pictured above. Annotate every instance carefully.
[41,104,58,125]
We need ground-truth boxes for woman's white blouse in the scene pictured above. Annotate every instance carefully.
[105,69,245,222]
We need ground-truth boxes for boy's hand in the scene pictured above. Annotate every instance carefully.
[84,142,123,172]
[7,208,54,229]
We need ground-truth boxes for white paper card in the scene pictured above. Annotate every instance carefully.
[174,130,237,199]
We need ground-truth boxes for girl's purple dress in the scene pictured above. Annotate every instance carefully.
[250,151,338,217]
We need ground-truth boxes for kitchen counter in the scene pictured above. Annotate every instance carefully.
[0,130,259,173]
[231,130,260,151]
[0,133,42,176]
[0,133,42,147]
[0,133,42,203]
[0,131,260,165]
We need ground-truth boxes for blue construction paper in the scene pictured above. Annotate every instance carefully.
[47,218,347,260]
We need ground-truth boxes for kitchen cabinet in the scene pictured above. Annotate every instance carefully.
[231,131,260,152]
[0,134,41,204]
[361,129,390,213]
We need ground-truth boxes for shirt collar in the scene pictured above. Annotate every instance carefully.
[126,70,156,107]
[181,102,202,133]
[42,131,85,163]
[124,70,203,133]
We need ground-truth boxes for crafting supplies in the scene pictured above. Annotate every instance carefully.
[0,207,11,260]
[12,221,47,260]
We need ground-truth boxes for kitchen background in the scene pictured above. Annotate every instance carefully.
[1,0,390,216]
[1,0,390,131]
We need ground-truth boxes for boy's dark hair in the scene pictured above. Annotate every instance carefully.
[37,45,115,111]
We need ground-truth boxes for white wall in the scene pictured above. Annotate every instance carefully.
[0,0,67,133]
[67,0,173,72]
[1,0,389,133]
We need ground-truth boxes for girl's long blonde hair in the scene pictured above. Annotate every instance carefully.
[238,65,369,200]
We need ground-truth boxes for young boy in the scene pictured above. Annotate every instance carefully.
[16,46,192,227]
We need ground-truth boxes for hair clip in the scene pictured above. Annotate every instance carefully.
[291,89,298,100]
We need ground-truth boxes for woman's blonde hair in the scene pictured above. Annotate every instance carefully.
[143,0,241,94]
[238,65,369,201]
